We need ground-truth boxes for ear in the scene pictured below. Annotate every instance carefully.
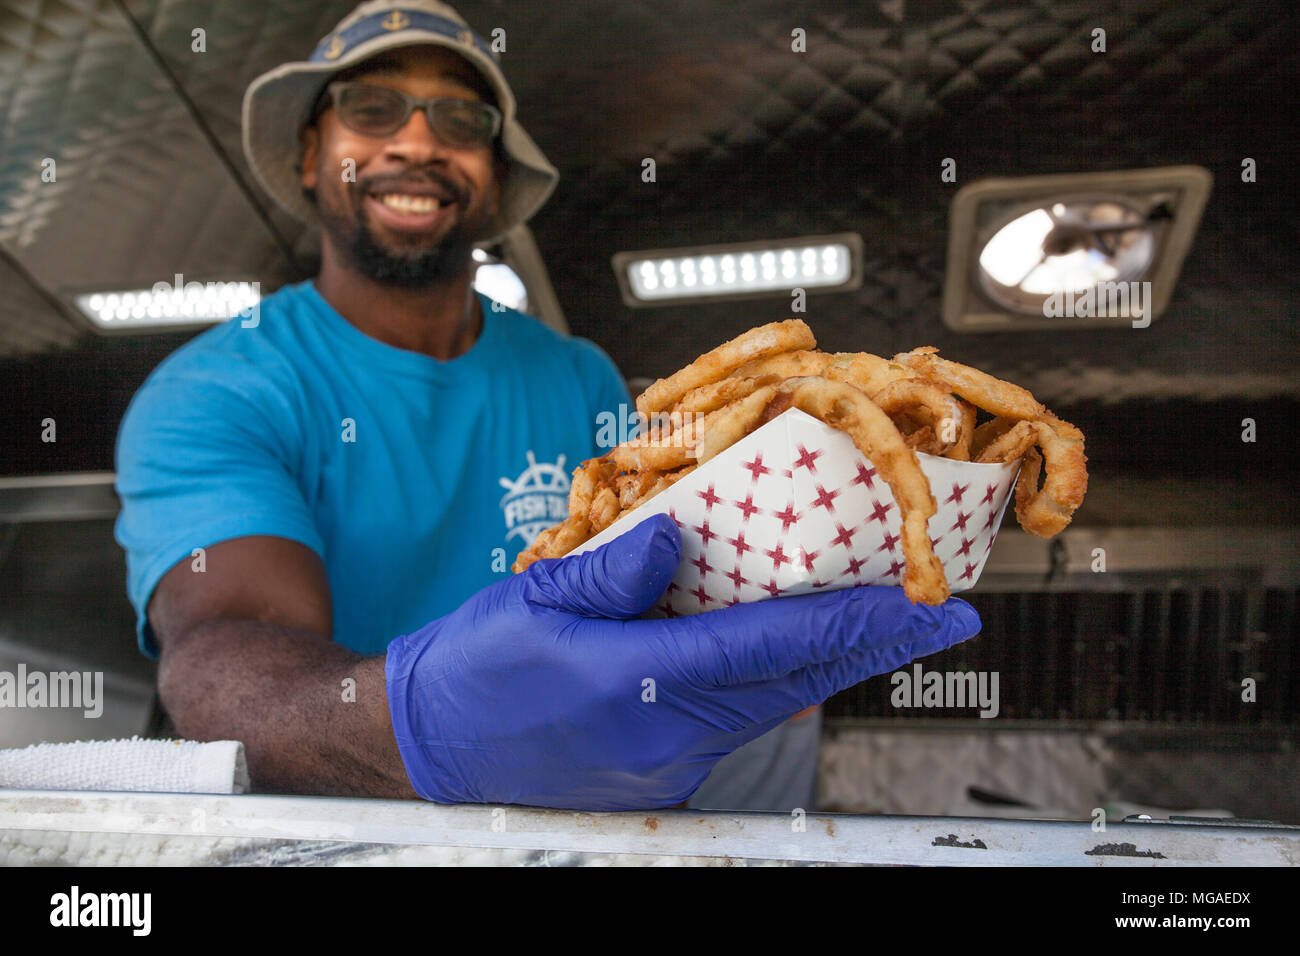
[298,124,320,191]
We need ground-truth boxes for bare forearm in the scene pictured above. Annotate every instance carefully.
[158,619,416,798]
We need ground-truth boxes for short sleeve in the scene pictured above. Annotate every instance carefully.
[113,353,325,660]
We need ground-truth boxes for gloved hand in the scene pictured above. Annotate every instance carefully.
[386,513,981,810]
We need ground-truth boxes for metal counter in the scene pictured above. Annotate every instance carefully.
[2,790,1297,866]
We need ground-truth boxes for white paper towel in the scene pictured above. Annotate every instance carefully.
[0,736,249,794]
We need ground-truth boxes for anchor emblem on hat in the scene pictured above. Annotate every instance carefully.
[322,35,345,59]
[382,10,411,31]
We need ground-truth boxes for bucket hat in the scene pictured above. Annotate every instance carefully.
[242,0,558,244]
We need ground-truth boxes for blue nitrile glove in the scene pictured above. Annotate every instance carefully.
[386,514,981,811]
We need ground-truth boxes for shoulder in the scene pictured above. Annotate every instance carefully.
[118,283,312,444]
[145,281,309,384]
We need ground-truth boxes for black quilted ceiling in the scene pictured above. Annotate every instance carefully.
[1,0,1298,482]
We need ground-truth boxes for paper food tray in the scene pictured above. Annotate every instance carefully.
[570,408,1020,616]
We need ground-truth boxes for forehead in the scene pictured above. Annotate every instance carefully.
[336,45,492,101]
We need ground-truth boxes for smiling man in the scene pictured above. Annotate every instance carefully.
[301,45,507,345]
[113,0,981,811]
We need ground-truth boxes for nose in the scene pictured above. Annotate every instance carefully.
[380,107,457,162]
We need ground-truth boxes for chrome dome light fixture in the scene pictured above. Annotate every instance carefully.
[945,167,1211,331]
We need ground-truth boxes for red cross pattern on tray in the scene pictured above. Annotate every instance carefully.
[570,410,1020,618]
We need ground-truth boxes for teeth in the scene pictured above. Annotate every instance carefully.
[378,193,440,214]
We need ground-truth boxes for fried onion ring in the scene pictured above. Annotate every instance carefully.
[824,352,913,396]
[892,348,1048,421]
[636,319,815,417]
[614,470,663,509]
[609,441,694,473]
[588,486,621,533]
[671,376,762,415]
[609,414,708,471]
[974,420,1041,465]
[776,377,947,604]
[732,349,833,382]
[692,385,781,465]
[627,464,697,510]
[943,399,978,461]
[1015,448,1044,534]
[975,419,1088,537]
[512,514,592,573]
[567,458,604,518]
[902,424,942,455]
[970,415,1019,460]
[871,379,967,457]
[517,336,1086,585]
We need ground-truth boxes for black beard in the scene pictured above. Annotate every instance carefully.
[320,187,475,288]
[346,214,473,288]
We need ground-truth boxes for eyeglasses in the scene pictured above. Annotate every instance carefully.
[320,81,502,147]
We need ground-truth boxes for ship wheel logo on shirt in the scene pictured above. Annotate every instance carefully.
[499,451,571,547]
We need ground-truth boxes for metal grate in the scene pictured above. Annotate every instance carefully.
[825,575,1299,726]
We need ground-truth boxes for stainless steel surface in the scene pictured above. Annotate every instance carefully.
[982,527,1300,585]
[0,472,119,522]
[2,790,1297,866]
[818,722,1300,823]
[0,636,154,748]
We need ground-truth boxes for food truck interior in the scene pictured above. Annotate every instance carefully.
[0,0,1296,844]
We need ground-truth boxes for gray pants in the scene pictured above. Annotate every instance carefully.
[686,708,822,812]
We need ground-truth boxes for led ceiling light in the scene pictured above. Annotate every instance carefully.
[945,167,1211,331]
[612,234,862,307]
[73,279,260,331]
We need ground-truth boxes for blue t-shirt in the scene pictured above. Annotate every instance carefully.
[114,279,630,658]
